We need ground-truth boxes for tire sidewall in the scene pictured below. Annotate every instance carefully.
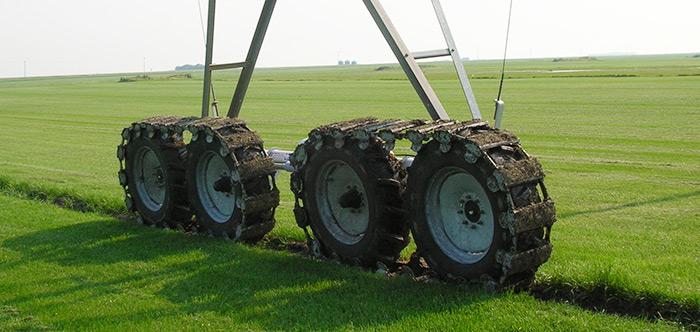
[408,140,507,280]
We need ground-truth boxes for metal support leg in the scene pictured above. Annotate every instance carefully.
[431,0,482,120]
[363,0,449,121]
[201,0,217,118]
[227,0,277,118]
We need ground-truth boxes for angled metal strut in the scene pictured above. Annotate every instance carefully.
[202,0,481,121]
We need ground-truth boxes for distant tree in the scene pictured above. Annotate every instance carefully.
[338,60,344,65]
[351,60,357,65]
[344,60,351,65]
[175,64,205,71]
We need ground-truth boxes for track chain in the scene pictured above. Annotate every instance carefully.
[290,117,556,288]
[118,116,279,240]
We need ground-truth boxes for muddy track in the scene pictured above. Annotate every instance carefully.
[118,116,279,240]
[290,117,556,288]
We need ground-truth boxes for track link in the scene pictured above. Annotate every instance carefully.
[291,117,556,288]
[118,116,279,241]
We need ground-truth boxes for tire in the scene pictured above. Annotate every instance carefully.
[186,123,278,241]
[407,140,508,281]
[125,130,190,227]
[298,136,409,267]
[186,135,244,238]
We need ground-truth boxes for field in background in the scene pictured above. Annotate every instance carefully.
[1,54,698,331]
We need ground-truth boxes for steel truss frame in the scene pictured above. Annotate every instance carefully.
[201,0,482,121]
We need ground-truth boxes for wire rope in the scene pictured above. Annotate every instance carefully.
[197,0,218,113]
[496,0,514,101]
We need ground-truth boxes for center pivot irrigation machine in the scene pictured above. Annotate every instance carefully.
[117,0,556,287]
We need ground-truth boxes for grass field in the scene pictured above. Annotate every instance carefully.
[1,54,699,331]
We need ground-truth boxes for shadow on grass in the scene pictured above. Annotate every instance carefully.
[559,189,700,219]
[530,280,700,331]
[1,220,491,331]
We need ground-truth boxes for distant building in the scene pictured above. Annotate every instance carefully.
[337,59,358,66]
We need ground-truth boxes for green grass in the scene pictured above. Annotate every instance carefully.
[1,53,699,330]
[0,194,680,331]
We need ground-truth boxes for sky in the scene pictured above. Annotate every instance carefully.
[1,0,699,78]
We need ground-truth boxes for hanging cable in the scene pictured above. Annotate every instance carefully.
[496,0,514,101]
[493,0,514,129]
[197,0,207,44]
[197,0,218,116]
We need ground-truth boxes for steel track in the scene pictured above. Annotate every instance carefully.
[118,116,279,240]
[119,116,555,287]
[291,117,556,288]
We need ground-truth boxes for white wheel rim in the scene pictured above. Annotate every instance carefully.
[134,146,165,212]
[196,151,236,223]
[315,160,369,245]
[425,167,494,264]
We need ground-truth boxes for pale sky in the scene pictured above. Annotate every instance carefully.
[1,0,699,78]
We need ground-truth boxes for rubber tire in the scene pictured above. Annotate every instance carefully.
[300,137,408,267]
[125,132,189,227]
[407,140,508,281]
[186,136,243,237]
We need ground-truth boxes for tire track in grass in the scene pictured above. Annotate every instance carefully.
[530,281,699,331]
[2,180,699,330]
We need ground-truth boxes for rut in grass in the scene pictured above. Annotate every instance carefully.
[530,281,699,331]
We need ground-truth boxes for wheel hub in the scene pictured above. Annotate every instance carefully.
[459,193,486,229]
[213,174,234,194]
[338,186,364,211]
[155,169,165,184]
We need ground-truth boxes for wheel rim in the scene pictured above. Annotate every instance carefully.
[315,160,369,245]
[134,146,166,211]
[196,151,236,223]
[425,167,494,264]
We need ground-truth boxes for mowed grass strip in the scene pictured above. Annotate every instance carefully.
[0,194,682,331]
[0,54,698,315]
